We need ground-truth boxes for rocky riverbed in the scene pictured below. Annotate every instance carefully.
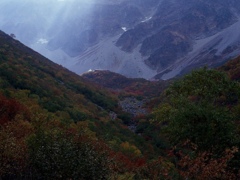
[119,97,148,132]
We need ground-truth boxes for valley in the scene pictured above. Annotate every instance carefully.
[0,24,240,179]
[1,0,240,179]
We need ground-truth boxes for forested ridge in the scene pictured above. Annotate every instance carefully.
[1,30,240,179]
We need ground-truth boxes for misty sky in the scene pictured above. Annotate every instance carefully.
[0,0,94,43]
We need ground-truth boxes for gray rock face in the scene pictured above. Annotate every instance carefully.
[1,0,240,79]
[119,97,148,117]
[46,2,147,57]
[117,0,240,79]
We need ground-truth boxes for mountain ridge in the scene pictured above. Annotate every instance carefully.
[1,0,240,80]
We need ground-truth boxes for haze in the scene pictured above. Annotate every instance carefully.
[0,0,97,44]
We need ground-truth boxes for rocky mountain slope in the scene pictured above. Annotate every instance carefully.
[1,26,240,179]
[1,0,240,80]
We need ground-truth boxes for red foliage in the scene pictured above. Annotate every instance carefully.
[0,94,29,125]
[109,151,146,173]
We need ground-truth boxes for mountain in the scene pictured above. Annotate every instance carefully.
[2,0,240,80]
[116,0,240,79]
[1,29,240,179]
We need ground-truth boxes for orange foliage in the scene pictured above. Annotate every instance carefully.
[178,147,239,180]
[0,120,34,176]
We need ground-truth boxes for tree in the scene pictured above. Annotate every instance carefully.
[0,94,29,125]
[27,127,111,179]
[178,147,238,180]
[155,68,239,153]
[10,33,16,39]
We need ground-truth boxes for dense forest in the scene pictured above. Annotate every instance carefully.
[1,30,240,179]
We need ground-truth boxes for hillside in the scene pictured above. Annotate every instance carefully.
[1,30,240,179]
[0,31,165,179]
[0,30,118,119]
[220,55,240,81]
[82,70,168,97]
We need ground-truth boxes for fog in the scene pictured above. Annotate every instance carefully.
[0,0,159,78]
[0,0,96,45]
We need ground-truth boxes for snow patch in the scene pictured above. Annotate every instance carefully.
[88,69,94,72]
[37,38,48,44]
[121,27,127,31]
[141,16,152,23]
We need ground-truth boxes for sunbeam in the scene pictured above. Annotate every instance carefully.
[0,0,96,45]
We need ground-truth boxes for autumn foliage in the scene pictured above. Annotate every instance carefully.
[1,30,240,179]
[0,94,28,125]
[178,147,239,180]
